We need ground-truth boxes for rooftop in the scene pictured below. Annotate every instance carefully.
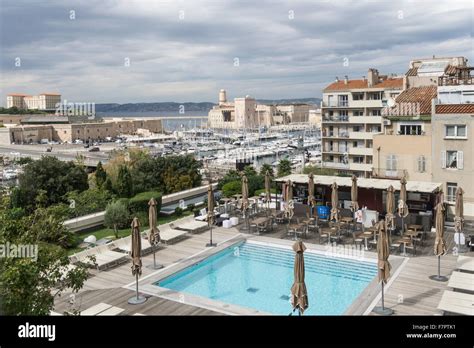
[394,86,438,115]
[323,77,403,92]
[435,104,474,114]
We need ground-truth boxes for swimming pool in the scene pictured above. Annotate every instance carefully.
[156,241,378,315]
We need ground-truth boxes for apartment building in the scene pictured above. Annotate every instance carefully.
[7,93,61,111]
[321,69,403,177]
[373,86,437,181]
[432,75,474,217]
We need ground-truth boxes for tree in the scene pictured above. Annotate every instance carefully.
[104,200,131,238]
[116,165,133,198]
[277,159,292,177]
[0,196,88,315]
[259,163,274,177]
[13,156,88,211]
[95,162,107,188]
[66,188,113,218]
[104,177,114,192]
[222,180,242,197]
[243,165,257,177]
[217,170,241,190]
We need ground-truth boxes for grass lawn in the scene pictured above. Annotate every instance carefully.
[68,211,192,255]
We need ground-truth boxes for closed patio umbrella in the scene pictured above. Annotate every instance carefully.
[398,177,409,233]
[454,187,465,251]
[454,187,464,233]
[285,180,294,220]
[241,175,250,230]
[385,185,395,231]
[307,173,315,217]
[430,202,448,281]
[265,170,271,210]
[330,182,339,222]
[350,175,359,212]
[147,198,163,269]
[373,220,393,315]
[290,240,309,315]
[206,184,217,247]
[128,217,146,304]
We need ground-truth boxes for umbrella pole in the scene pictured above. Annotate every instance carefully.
[153,247,156,269]
[373,281,393,315]
[135,273,139,300]
[381,282,385,311]
[429,255,448,281]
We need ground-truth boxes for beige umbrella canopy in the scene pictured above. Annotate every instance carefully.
[350,175,359,212]
[307,173,315,206]
[148,198,160,245]
[377,221,391,284]
[290,240,309,315]
[385,185,395,230]
[434,202,447,256]
[286,179,293,202]
[330,182,339,222]
[265,170,271,205]
[130,217,142,276]
[284,180,294,220]
[398,177,409,218]
[454,187,464,233]
[241,174,249,212]
[207,184,215,226]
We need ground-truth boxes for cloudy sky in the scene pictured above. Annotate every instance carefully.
[0,0,472,104]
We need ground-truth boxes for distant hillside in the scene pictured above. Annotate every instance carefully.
[95,98,321,113]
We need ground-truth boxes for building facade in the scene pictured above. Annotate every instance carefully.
[373,86,437,182]
[7,93,61,111]
[321,69,404,177]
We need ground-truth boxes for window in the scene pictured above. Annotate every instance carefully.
[399,124,422,135]
[447,183,457,203]
[352,93,364,100]
[371,109,381,116]
[353,141,358,148]
[353,110,363,116]
[338,95,348,107]
[353,126,360,132]
[442,150,464,170]
[353,156,364,163]
[386,154,397,170]
[339,110,348,116]
[445,125,467,138]
[417,155,426,173]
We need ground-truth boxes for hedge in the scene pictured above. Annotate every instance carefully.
[128,191,162,214]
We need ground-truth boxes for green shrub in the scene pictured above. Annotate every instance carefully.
[174,207,183,216]
[104,200,131,238]
[128,191,162,214]
[187,203,195,212]
[222,180,241,197]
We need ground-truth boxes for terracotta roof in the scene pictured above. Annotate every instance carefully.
[435,104,474,114]
[39,93,61,96]
[7,93,30,97]
[323,78,403,92]
[405,67,418,76]
[394,86,437,115]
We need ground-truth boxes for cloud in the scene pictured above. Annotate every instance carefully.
[0,0,472,104]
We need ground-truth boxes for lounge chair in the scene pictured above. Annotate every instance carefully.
[172,216,209,234]
[111,235,153,255]
[456,255,474,273]
[448,271,474,293]
[82,245,128,270]
[96,306,125,316]
[80,303,113,316]
[437,290,474,315]
[158,224,188,244]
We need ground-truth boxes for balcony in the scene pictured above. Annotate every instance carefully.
[348,131,377,140]
[349,99,383,108]
[348,116,382,124]
[322,115,349,123]
[349,162,373,172]
[348,147,373,156]
[438,76,474,86]
[372,168,408,179]
[322,101,349,108]
[322,161,350,169]
[322,131,350,138]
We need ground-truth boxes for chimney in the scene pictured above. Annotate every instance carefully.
[335,76,339,82]
[367,68,379,87]
[344,75,348,84]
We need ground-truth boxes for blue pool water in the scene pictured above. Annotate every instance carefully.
[156,242,378,315]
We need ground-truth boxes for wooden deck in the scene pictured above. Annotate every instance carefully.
[55,221,473,316]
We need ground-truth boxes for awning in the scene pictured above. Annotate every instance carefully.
[275,174,441,194]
